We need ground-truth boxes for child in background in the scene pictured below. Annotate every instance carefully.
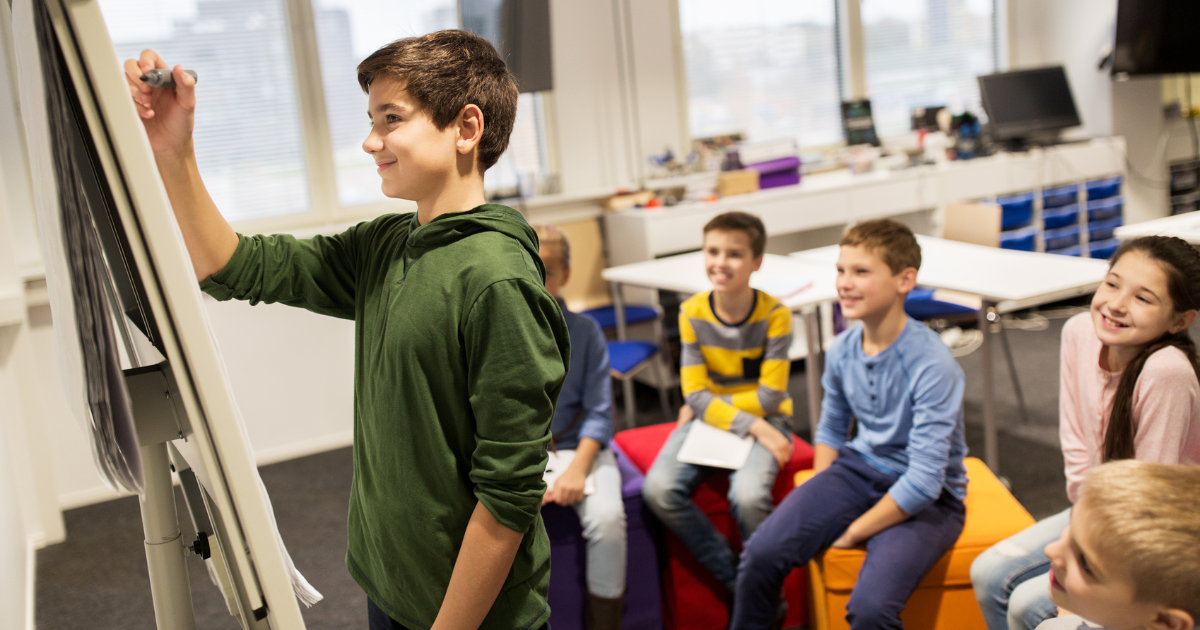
[535,225,628,630]
[1036,460,1200,630]
[971,236,1200,630]
[732,219,969,630]
[642,211,795,595]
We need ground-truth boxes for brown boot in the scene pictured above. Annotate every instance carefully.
[585,592,624,630]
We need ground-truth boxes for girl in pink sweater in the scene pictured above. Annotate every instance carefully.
[971,236,1200,630]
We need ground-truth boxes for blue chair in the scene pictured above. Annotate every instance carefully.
[904,287,1029,421]
[580,305,661,330]
[607,340,674,428]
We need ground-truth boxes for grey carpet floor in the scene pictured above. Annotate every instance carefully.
[42,301,1179,629]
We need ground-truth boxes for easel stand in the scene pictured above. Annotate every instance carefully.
[138,441,196,630]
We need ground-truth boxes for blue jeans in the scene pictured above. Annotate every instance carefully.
[970,508,1070,630]
[641,418,788,592]
[731,447,966,630]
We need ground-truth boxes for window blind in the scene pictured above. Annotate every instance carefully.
[678,0,842,149]
[861,0,996,138]
[99,0,311,222]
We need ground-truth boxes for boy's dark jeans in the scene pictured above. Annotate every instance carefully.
[368,598,549,630]
[731,446,965,630]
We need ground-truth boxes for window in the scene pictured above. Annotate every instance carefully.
[679,0,843,148]
[99,0,312,222]
[861,0,997,137]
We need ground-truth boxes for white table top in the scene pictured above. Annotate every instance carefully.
[1113,212,1200,244]
[790,236,1109,313]
[601,253,838,311]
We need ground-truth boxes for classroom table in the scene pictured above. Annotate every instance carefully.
[791,236,1110,472]
[1113,211,1200,244]
[601,253,838,438]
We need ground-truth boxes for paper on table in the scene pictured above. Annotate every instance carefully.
[543,449,597,495]
[676,420,755,470]
[751,272,813,299]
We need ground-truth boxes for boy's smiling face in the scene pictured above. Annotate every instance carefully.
[363,76,461,201]
[835,244,914,321]
[703,229,762,296]
[1044,502,1168,630]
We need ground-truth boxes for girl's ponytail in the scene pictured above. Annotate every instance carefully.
[1103,237,1200,462]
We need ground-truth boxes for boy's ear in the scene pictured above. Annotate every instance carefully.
[1146,608,1194,630]
[896,267,918,293]
[455,103,484,156]
[751,254,764,273]
[1170,309,1198,335]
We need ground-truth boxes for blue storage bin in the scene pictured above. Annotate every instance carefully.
[1043,184,1079,209]
[1042,204,1079,229]
[1089,238,1120,260]
[1044,224,1081,250]
[997,193,1035,230]
[1086,176,1122,200]
[999,226,1037,251]
[1048,244,1083,257]
[1086,196,1123,222]
[1088,216,1124,242]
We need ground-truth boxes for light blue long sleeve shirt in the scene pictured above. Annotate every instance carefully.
[814,317,968,515]
[549,305,614,450]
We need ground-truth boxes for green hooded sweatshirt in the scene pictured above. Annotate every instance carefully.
[200,204,569,630]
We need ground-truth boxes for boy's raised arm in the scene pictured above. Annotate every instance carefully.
[124,50,237,281]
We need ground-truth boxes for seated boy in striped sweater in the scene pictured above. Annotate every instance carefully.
[642,211,795,595]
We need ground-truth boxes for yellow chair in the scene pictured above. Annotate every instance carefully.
[798,457,1035,630]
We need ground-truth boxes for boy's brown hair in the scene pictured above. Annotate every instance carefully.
[356,30,518,171]
[704,211,767,258]
[1079,461,1200,619]
[841,219,922,274]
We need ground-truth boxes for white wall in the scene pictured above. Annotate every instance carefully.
[1010,0,1169,223]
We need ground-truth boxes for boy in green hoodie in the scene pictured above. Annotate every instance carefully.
[124,30,569,630]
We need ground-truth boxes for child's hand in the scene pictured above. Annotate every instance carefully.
[549,467,588,506]
[677,404,695,425]
[830,529,862,549]
[123,50,196,159]
[749,418,792,468]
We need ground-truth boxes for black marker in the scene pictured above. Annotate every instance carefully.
[140,68,198,88]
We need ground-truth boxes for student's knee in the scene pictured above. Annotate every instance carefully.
[582,501,627,543]
[845,593,901,630]
[970,545,1007,595]
[1008,575,1056,630]
[642,466,687,512]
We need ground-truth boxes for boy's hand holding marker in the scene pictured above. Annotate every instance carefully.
[123,51,197,158]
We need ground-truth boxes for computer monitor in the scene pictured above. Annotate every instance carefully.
[1112,0,1200,75]
[977,66,1081,147]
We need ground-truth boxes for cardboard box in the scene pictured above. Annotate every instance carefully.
[717,169,760,197]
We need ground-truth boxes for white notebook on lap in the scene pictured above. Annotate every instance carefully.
[676,420,756,470]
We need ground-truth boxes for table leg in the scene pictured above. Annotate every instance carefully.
[611,282,635,427]
[979,303,998,471]
[804,306,824,440]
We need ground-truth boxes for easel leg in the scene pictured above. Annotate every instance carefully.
[139,441,196,630]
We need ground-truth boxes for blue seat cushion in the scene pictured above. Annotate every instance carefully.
[905,287,978,320]
[581,305,659,329]
[608,341,659,377]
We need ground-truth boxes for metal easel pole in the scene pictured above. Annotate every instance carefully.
[138,441,196,630]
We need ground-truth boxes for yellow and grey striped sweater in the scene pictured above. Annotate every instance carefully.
[679,289,793,436]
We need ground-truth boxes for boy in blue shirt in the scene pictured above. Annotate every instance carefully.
[535,225,627,630]
[731,219,968,630]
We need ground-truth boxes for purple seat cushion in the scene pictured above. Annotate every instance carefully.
[543,443,662,630]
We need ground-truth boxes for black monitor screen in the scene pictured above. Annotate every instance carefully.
[1113,0,1200,75]
[978,67,1081,140]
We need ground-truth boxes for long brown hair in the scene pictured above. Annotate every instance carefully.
[1103,236,1200,461]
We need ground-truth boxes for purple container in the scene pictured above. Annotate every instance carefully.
[746,156,802,189]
